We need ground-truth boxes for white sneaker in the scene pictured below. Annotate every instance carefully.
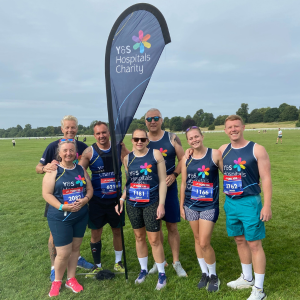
[247,286,267,300]
[172,261,187,277]
[148,262,168,274]
[227,273,254,289]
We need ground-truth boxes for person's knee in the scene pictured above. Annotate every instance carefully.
[247,240,263,254]
[148,236,160,248]
[91,229,103,243]
[234,235,247,246]
[135,232,146,243]
[112,228,121,238]
[166,222,178,235]
[199,239,210,251]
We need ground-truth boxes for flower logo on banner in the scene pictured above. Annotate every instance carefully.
[198,165,210,178]
[132,30,151,53]
[140,163,152,175]
[75,175,86,186]
[233,157,246,172]
[159,148,168,157]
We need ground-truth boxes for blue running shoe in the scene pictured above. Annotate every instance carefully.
[77,257,94,269]
[135,270,148,284]
[50,269,55,282]
[156,272,167,290]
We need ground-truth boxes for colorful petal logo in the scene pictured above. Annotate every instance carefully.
[73,153,82,164]
[140,162,152,175]
[233,157,246,172]
[198,165,210,178]
[75,175,86,186]
[132,30,151,53]
[159,148,168,157]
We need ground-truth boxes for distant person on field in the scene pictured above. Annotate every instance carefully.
[35,115,93,282]
[219,115,272,300]
[12,139,16,147]
[276,128,282,144]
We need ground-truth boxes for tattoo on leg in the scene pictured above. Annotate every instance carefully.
[48,240,57,265]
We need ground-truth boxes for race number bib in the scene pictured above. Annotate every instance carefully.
[191,182,213,201]
[129,183,150,202]
[223,175,243,195]
[62,187,84,204]
[100,178,120,195]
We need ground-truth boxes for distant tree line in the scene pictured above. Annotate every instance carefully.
[1,103,299,137]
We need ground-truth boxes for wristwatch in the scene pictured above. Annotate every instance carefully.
[173,172,179,178]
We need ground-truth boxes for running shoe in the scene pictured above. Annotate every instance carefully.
[77,257,94,269]
[85,265,103,278]
[65,277,83,293]
[114,261,125,273]
[172,261,187,277]
[207,274,220,292]
[227,273,254,289]
[50,269,55,282]
[247,286,267,300]
[155,272,167,290]
[149,261,169,274]
[197,273,209,289]
[49,280,62,297]
[135,270,148,284]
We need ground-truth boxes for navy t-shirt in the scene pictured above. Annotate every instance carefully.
[39,140,88,165]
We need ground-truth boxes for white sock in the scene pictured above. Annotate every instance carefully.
[207,262,216,277]
[241,263,253,281]
[156,262,165,274]
[115,250,123,263]
[138,256,148,272]
[197,258,208,275]
[78,256,81,260]
[96,263,102,268]
[51,266,55,271]
[254,272,265,289]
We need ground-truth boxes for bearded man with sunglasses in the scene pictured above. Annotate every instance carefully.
[144,108,187,277]
[36,115,93,282]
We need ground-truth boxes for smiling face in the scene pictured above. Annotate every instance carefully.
[186,129,204,150]
[145,110,163,133]
[59,142,76,163]
[61,120,78,139]
[132,130,148,151]
[94,124,110,147]
[224,119,245,142]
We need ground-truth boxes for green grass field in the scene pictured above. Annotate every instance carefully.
[1,130,299,299]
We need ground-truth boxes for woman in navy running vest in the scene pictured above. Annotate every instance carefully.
[43,140,93,297]
[115,129,168,290]
[180,126,223,292]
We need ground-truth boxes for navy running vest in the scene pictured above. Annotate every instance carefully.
[184,148,219,211]
[126,149,159,207]
[148,131,176,175]
[222,141,261,199]
[89,143,121,200]
[48,164,88,219]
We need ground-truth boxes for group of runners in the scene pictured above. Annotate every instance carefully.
[37,109,272,300]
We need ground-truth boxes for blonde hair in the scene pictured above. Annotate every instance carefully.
[224,115,244,126]
[61,115,78,128]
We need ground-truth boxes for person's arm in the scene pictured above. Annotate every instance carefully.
[78,146,92,169]
[154,150,167,219]
[36,161,59,174]
[212,149,223,173]
[218,144,229,156]
[255,144,272,222]
[120,142,131,163]
[167,133,185,187]
[180,157,187,220]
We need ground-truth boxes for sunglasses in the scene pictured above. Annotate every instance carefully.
[132,137,148,143]
[146,116,161,122]
[186,126,198,132]
[59,138,75,142]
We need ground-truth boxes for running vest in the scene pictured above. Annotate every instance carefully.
[147,131,176,175]
[48,164,88,218]
[89,143,121,199]
[184,148,219,211]
[126,149,159,207]
[222,141,261,199]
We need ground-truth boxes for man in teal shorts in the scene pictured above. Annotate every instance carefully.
[219,115,272,300]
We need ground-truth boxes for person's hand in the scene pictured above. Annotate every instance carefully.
[115,200,124,216]
[260,205,272,222]
[62,203,78,212]
[72,198,88,211]
[43,161,59,173]
[185,148,193,159]
[166,174,176,187]
[156,204,165,220]
[180,207,186,220]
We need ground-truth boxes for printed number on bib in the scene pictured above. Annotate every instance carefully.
[129,183,150,202]
[63,187,84,204]
[223,175,243,195]
[191,182,213,201]
[101,178,120,195]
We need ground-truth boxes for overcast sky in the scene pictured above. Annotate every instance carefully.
[0,0,299,129]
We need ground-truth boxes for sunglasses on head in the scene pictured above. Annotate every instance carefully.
[186,126,198,132]
[146,116,161,122]
[132,137,148,143]
[59,138,75,142]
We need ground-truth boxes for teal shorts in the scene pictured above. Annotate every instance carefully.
[224,195,265,241]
